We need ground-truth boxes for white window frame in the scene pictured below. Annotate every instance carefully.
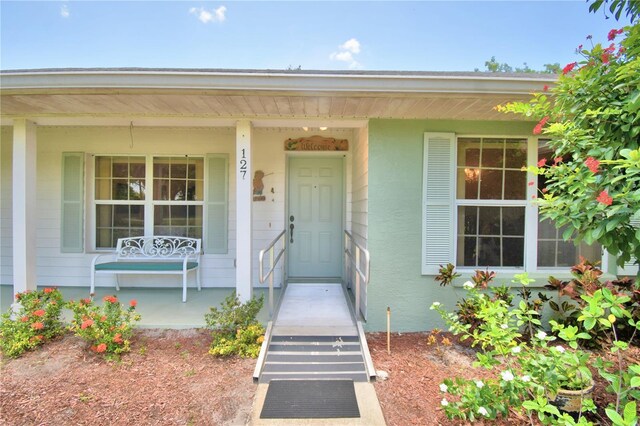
[452,135,606,275]
[88,154,206,251]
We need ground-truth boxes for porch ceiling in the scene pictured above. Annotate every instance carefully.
[0,69,556,124]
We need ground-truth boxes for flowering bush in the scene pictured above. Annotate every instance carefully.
[431,273,598,424]
[67,295,140,357]
[0,288,65,357]
[205,293,265,358]
[497,23,640,272]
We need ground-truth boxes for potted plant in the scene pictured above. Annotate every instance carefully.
[518,327,594,413]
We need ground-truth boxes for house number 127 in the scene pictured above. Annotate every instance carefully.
[239,148,248,180]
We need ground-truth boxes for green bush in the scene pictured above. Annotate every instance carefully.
[205,293,265,358]
[67,295,140,357]
[0,288,65,358]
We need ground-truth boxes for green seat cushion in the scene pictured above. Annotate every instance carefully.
[95,261,198,271]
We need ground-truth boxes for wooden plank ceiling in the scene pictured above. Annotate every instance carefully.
[0,91,529,121]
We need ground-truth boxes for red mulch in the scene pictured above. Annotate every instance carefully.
[0,330,255,426]
[2,330,637,425]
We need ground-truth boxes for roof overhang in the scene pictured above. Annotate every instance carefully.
[0,68,555,126]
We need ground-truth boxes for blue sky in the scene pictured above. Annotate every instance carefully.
[0,1,632,72]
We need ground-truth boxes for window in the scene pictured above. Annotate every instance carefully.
[421,133,603,274]
[536,142,600,268]
[94,156,204,249]
[95,156,146,248]
[455,137,527,268]
[152,157,204,239]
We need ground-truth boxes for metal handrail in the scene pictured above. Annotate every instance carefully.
[344,230,370,319]
[258,230,286,317]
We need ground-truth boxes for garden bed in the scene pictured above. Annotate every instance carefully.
[2,329,638,425]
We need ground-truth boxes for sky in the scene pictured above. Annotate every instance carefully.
[0,1,632,72]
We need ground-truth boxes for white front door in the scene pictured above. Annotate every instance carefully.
[288,157,344,279]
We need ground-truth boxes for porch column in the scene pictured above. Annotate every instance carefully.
[12,119,38,295]
[235,120,253,302]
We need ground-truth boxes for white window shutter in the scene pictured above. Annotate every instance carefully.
[422,133,455,275]
[618,216,640,276]
[61,152,85,253]
[205,154,229,254]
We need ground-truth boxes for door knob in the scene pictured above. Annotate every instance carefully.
[289,223,295,244]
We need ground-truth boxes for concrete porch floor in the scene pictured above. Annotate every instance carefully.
[0,285,280,328]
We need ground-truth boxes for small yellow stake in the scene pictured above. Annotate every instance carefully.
[387,307,391,355]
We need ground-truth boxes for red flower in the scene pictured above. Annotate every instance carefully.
[113,334,123,344]
[528,181,535,186]
[100,316,107,322]
[605,43,616,53]
[602,53,610,64]
[585,157,600,173]
[608,28,623,41]
[533,116,550,135]
[129,299,137,308]
[597,191,613,206]
[81,319,94,329]
[608,29,618,41]
[537,158,547,167]
[32,322,44,330]
[21,316,29,323]
[33,309,45,317]
[553,157,563,165]
[103,295,118,304]
[95,343,107,353]
[543,85,549,92]
[542,188,549,193]
[81,298,91,305]
[562,62,577,75]
[35,335,44,341]
[44,288,55,294]
[578,44,583,50]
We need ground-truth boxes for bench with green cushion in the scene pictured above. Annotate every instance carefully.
[91,236,202,302]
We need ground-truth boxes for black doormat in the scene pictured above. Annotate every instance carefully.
[260,380,360,419]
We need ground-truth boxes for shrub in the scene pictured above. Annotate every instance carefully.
[67,295,140,357]
[0,287,65,358]
[205,293,265,358]
[546,257,639,345]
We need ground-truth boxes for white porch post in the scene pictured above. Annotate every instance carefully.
[235,120,253,302]
[12,119,38,295]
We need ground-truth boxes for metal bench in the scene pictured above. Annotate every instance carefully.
[90,236,201,302]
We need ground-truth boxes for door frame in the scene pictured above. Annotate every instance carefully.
[284,152,348,282]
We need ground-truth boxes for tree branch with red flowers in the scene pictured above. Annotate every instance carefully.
[497,22,640,277]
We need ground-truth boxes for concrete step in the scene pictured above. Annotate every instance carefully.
[259,335,368,384]
[266,354,364,363]
[259,371,369,383]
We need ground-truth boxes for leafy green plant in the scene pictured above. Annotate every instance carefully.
[205,293,265,358]
[435,263,461,286]
[0,288,65,358]
[67,295,141,357]
[431,273,598,424]
[546,258,639,345]
[209,324,265,358]
[579,288,640,424]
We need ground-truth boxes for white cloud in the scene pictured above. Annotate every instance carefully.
[60,4,70,18]
[340,38,360,54]
[330,38,362,69]
[189,5,226,24]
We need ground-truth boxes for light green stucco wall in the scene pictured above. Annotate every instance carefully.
[365,119,538,332]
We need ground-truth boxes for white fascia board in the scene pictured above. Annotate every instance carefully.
[1,70,556,95]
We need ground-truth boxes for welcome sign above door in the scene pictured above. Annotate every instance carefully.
[285,135,349,151]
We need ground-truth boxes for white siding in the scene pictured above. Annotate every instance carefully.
[1,125,358,290]
[1,127,13,284]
